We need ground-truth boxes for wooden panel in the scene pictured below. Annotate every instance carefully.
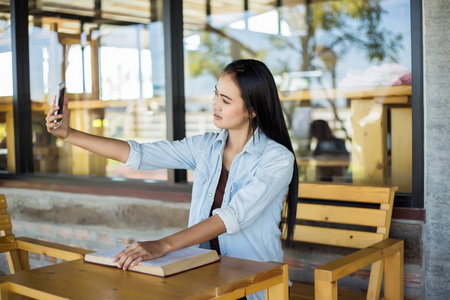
[0,195,7,209]
[298,182,396,204]
[297,203,387,227]
[290,225,384,249]
[0,235,18,253]
[391,108,412,193]
[351,100,388,185]
[0,214,12,231]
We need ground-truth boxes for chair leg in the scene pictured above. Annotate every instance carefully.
[0,282,9,300]
[5,251,23,274]
[384,246,404,300]
[17,249,30,271]
[367,260,383,300]
[315,280,338,300]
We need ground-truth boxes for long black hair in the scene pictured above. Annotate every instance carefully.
[223,59,298,245]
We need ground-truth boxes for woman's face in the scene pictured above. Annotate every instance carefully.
[213,74,252,132]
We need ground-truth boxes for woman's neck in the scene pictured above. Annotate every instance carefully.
[226,128,253,153]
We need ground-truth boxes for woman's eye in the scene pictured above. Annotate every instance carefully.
[223,99,229,104]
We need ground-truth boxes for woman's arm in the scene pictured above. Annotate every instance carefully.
[113,214,226,270]
[46,96,130,163]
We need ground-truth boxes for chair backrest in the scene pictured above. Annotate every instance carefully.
[283,182,398,249]
[0,194,23,274]
[0,194,19,253]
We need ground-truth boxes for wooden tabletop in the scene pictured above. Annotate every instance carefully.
[0,256,288,300]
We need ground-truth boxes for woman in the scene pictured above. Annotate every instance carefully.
[46,59,298,300]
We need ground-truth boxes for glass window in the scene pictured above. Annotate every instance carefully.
[183,0,412,193]
[0,12,13,173]
[29,1,168,182]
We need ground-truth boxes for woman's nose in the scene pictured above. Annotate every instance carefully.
[213,98,221,111]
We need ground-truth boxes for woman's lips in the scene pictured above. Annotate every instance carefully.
[214,114,222,120]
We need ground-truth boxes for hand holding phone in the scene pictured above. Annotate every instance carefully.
[53,82,66,129]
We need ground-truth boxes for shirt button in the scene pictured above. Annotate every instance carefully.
[208,193,212,197]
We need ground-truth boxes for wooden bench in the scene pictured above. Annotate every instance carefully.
[283,182,404,300]
[0,194,94,274]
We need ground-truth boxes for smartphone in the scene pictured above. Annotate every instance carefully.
[53,82,65,128]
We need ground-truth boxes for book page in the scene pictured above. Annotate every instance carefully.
[86,246,216,267]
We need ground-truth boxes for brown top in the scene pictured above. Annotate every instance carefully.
[209,164,229,255]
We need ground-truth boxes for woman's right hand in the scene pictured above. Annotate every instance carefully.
[45,95,70,139]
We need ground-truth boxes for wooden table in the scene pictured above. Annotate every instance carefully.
[0,256,289,300]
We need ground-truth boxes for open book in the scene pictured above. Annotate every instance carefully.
[84,246,220,277]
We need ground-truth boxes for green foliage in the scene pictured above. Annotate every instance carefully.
[187,30,230,79]
[187,28,267,80]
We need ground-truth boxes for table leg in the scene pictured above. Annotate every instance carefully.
[266,264,289,300]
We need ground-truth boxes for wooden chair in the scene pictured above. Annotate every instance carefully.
[283,182,404,300]
[0,194,94,275]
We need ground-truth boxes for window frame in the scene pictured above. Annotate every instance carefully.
[1,0,424,208]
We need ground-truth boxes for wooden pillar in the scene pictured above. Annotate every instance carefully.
[391,108,412,193]
[351,100,388,185]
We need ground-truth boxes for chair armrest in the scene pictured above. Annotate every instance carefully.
[16,236,95,261]
[314,238,404,282]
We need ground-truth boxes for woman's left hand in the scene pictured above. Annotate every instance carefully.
[113,240,169,270]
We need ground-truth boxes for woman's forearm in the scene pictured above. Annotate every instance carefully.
[64,128,131,163]
[161,215,226,253]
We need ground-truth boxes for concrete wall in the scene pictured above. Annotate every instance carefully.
[0,188,190,273]
[423,0,450,299]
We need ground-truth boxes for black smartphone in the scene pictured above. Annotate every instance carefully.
[54,82,65,128]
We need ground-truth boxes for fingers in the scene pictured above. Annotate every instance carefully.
[112,241,163,271]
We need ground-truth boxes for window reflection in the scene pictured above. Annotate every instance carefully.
[24,1,167,182]
[0,12,12,173]
[184,0,412,192]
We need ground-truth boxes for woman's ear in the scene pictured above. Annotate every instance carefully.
[251,108,256,119]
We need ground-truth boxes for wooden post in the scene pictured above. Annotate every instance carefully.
[384,245,404,300]
[351,100,388,185]
[5,112,15,173]
[391,108,412,193]
[315,280,338,300]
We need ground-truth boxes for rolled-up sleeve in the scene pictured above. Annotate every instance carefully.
[213,206,240,234]
[213,149,294,235]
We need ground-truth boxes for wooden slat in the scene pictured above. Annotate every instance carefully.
[0,235,18,252]
[16,237,94,261]
[290,226,384,249]
[0,195,7,209]
[298,183,396,204]
[7,282,69,300]
[0,214,13,231]
[297,203,387,227]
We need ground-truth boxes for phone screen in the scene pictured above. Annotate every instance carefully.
[55,82,65,122]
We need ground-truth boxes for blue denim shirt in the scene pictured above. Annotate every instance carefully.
[124,129,294,298]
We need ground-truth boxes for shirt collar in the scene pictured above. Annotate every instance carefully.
[213,128,268,158]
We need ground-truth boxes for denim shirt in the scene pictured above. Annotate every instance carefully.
[124,129,294,299]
